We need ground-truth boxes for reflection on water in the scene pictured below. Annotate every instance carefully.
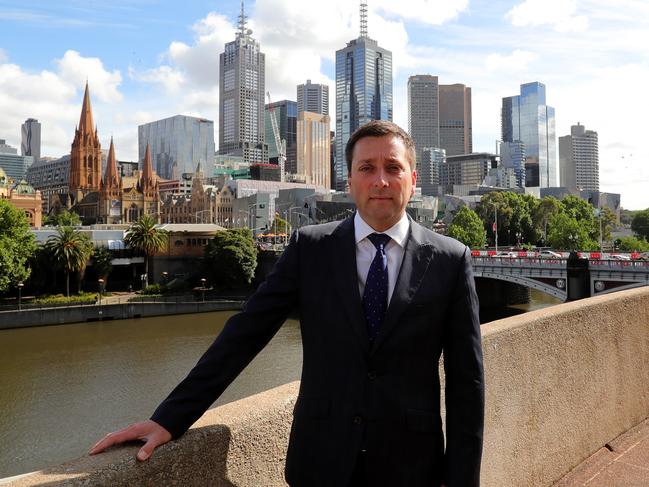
[0,312,302,478]
[0,289,561,478]
[480,289,563,324]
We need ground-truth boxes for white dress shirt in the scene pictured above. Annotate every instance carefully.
[354,212,410,305]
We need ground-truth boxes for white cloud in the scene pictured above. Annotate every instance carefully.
[55,50,123,103]
[485,49,537,71]
[129,65,185,94]
[0,51,124,159]
[506,0,589,32]
[373,0,468,25]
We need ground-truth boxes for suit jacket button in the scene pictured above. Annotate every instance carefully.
[353,415,363,425]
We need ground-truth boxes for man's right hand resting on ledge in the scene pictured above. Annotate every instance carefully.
[89,419,172,461]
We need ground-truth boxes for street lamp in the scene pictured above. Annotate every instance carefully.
[200,278,206,302]
[17,282,24,311]
[98,278,104,306]
[515,231,522,248]
[162,271,169,284]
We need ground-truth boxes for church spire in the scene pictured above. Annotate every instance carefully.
[78,81,96,136]
[140,143,156,192]
[102,137,121,191]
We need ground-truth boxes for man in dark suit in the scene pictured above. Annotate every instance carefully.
[91,120,484,486]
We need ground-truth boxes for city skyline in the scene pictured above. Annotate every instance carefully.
[0,0,647,208]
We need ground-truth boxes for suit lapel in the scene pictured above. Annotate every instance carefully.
[331,217,371,354]
[370,221,434,355]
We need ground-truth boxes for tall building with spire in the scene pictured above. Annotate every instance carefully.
[69,82,102,202]
[218,0,268,164]
[334,0,393,190]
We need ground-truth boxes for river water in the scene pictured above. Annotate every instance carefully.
[0,290,560,478]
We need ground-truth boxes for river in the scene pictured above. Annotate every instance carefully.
[0,290,560,478]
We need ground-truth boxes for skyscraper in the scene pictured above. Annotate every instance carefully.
[559,123,599,191]
[21,118,41,162]
[501,82,557,188]
[335,1,393,190]
[419,147,445,197]
[297,80,329,116]
[297,111,331,188]
[407,75,439,175]
[138,115,215,180]
[219,1,267,164]
[265,100,297,174]
[500,141,526,188]
[439,84,472,156]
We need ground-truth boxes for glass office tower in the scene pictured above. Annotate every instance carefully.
[264,100,298,174]
[501,82,557,188]
[335,30,392,190]
[138,115,215,180]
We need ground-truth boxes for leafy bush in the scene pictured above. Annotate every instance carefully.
[31,292,98,305]
[141,284,164,295]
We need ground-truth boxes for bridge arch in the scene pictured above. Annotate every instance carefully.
[474,271,567,301]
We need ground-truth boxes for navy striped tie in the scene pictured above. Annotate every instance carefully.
[362,233,391,341]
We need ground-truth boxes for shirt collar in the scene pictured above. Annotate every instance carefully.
[354,211,410,248]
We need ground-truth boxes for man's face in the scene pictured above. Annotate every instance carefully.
[348,135,416,232]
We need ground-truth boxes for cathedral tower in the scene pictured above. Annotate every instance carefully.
[69,82,102,199]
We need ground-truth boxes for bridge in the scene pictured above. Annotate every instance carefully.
[471,251,649,301]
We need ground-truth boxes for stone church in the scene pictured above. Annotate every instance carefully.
[64,82,160,224]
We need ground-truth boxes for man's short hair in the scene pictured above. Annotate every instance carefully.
[345,120,417,172]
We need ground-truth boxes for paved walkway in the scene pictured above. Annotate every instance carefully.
[555,418,649,486]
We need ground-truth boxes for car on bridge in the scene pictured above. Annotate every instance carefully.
[609,254,631,261]
[493,251,518,258]
[539,250,562,259]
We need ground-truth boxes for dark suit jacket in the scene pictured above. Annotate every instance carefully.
[151,216,484,487]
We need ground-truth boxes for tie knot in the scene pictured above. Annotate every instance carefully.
[367,233,391,251]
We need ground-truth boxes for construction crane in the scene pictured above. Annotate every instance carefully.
[266,91,286,182]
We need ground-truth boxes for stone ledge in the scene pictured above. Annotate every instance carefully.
[2,382,298,486]
[3,287,649,486]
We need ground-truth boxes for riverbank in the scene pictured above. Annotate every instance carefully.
[0,298,244,330]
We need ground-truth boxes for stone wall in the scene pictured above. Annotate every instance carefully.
[3,287,648,486]
[0,300,242,330]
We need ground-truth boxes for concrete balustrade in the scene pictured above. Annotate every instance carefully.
[3,287,648,486]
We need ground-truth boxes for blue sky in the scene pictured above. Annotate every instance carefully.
[1,0,648,208]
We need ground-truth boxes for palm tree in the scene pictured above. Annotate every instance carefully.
[92,246,113,285]
[46,226,93,297]
[124,215,168,287]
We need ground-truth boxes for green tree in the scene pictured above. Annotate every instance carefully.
[547,213,597,251]
[532,196,562,245]
[594,207,616,247]
[619,208,636,226]
[447,206,486,248]
[44,210,81,227]
[123,215,168,287]
[92,246,113,282]
[0,200,37,293]
[616,236,649,252]
[475,192,513,247]
[631,209,649,241]
[269,215,290,235]
[205,228,258,289]
[46,226,93,297]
